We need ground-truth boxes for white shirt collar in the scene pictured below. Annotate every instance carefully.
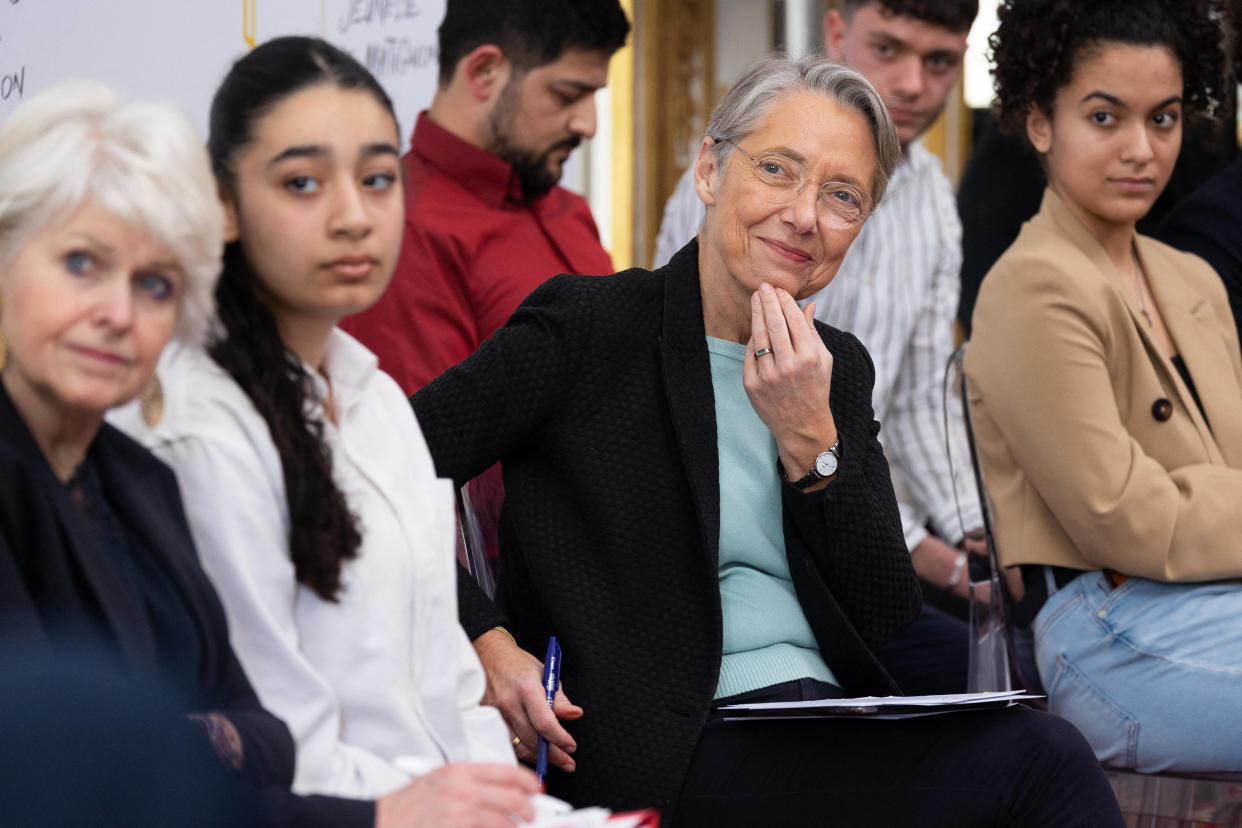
[302,328,381,421]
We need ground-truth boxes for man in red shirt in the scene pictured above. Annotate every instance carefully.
[343,0,630,392]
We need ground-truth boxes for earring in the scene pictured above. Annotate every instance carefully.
[139,376,164,427]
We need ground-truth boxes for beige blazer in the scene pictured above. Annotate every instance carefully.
[965,188,1242,580]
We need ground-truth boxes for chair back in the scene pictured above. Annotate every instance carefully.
[944,344,1012,692]
[949,358,1242,820]
[456,482,496,599]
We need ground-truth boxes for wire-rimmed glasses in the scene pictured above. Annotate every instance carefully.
[715,137,873,229]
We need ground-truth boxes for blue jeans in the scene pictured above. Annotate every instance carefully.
[1034,571,1242,772]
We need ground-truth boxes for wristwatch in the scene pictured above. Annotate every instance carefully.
[778,439,841,489]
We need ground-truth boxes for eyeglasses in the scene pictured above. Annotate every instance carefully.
[714,137,873,228]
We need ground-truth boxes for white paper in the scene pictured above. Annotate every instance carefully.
[519,794,644,827]
[719,690,1044,720]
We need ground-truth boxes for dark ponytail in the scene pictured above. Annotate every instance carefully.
[207,37,397,601]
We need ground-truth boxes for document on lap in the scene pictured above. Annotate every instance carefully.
[718,690,1044,721]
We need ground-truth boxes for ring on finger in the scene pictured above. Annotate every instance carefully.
[754,348,773,360]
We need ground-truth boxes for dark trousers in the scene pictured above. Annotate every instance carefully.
[872,602,969,695]
[674,679,1123,827]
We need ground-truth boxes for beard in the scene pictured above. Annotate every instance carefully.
[484,79,581,199]
[497,136,580,198]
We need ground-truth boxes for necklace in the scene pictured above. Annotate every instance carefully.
[1137,286,1154,329]
[1126,247,1154,329]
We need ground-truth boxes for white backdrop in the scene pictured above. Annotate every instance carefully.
[0,0,593,219]
[0,0,447,150]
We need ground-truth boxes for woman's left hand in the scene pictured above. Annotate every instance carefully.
[743,283,838,487]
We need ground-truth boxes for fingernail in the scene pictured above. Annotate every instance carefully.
[752,291,760,304]
[761,283,773,295]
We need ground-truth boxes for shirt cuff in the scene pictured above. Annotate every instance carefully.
[898,498,930,552]
[929,499,983,547]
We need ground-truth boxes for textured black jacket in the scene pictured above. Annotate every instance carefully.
[413,241,922,816]
[0,385,372,828]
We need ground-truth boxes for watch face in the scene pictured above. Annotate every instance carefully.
[815,450,838,477]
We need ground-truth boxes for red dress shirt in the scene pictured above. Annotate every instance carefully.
[342,111,614,393]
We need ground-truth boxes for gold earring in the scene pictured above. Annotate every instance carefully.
[139,377,164,427]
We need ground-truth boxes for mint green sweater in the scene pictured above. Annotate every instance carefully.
[707,337,837,699]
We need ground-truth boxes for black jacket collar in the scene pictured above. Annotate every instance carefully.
[656,239,722,571]
[0,384,160,669]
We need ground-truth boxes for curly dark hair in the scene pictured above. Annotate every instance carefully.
[206,38,395,602]
[843,0,978,34]
[991,0,1227,136]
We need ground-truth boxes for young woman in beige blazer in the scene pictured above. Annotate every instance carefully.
[966,0,1242,774]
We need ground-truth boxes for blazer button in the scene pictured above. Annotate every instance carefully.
[1151,398,1174,421]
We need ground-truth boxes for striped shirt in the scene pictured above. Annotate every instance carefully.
[654,141,982,549]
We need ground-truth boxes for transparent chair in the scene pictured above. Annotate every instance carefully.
[1105,769,1242,827]
[943,344,1012,693]
[947,345,1242,825]
[456,480,496,599]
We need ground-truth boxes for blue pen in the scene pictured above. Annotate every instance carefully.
[536,635,561,789]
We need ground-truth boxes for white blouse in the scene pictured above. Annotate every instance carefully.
[111,329,513,799]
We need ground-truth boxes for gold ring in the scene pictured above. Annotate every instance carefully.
[512,736,521,747]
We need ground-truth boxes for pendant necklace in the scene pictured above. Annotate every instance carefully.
[1137,286,1154,329]
[1128,246,1154,329]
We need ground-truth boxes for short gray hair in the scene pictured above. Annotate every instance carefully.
[0,79,223,346]
[705,53,900,207]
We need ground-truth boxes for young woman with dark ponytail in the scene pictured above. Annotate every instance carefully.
[115,36,537,826]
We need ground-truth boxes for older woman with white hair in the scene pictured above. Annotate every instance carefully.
[0,81,382,827]
[0,74,285,784]
[411,53,1123,826]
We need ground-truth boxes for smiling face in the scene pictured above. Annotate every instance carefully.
[1027,43,1183,240]
[825,5,968,146]
[1,202,182,426]
[485,47,611,196]
[223,83,403,346]
[695,91,878,321]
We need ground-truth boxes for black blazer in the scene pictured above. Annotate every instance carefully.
[413,241,921,814]
[0,386,372,828]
